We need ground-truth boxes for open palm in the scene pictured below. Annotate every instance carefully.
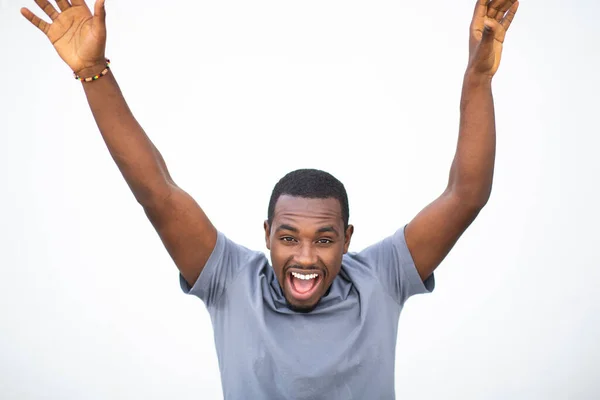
[21,0,107,74]
[469,0,519,77]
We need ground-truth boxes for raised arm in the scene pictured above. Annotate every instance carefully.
[404,0,519,281]
[21,0,216,287]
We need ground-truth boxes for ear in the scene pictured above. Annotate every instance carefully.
[343,224,354,254]
[264,220,271,250]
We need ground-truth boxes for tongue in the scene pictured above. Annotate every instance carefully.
[293,276,316,293]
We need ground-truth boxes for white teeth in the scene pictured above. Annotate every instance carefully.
[291,272,318,280]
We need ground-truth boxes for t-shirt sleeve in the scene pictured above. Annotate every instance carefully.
[357,225,435,305]
[179,230,256,308]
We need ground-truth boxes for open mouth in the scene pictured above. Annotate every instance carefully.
[286,270,324,302]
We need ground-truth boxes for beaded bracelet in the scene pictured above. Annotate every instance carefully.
[73,59,111,82]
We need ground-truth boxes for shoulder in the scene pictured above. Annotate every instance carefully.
[340,227,420,286]
[181,231,269,305]
[344,228,407,265]
[214,232,271,278]
[340,249,379,281]
[213,231,265,263]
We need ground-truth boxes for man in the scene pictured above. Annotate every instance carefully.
[21,0,519,398]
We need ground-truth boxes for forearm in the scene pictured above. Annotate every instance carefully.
[447,71,496,207]
[80,68,173,206]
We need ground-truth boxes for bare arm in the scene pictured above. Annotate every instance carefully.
[79,68,172,204]
[405,0,519,280]
[81,69,217,287]
[405,73,495,281]
[22,0,216,286]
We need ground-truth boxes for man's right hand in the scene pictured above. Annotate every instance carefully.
[21,0,107,76]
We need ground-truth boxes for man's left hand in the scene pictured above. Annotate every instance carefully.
[468,0,519,78]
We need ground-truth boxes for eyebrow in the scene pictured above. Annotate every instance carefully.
[316,226,339,236]
[276,224,339,236]
[276,224,299,233]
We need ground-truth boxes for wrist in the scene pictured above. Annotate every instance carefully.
[75,61,109,80]
[463,69,493,89]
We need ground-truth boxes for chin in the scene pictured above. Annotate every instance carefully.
[285,296,320,313]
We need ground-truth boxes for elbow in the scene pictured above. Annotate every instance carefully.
[134,180,176,209]
[449,184,491,211]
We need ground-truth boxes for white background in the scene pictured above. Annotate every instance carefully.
[1,0,599,398]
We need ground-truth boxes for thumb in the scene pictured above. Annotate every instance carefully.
[479,19,497,52]
[94,0,106,24]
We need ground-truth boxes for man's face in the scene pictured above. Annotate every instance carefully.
[264,195,353,312]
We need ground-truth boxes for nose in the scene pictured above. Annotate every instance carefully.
[293,241,318,268]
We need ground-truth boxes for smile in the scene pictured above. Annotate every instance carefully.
[286,270,324,302]
[291,272,319,280]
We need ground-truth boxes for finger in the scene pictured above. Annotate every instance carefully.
[71,0,86,5]
[473,0,489,19]
[33,0,59,21]
[501,1,519,31]
[20,7,50,34]
[479,19,498,54]
[486,0,504,19]
[94,0,106,24]
[55,0,71,12]
[487,0,517,22]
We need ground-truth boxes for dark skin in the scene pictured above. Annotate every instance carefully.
[22,0,519,298]
[264,196,354,312]
[405,0,519,281]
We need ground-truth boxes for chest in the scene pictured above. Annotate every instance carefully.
[211,272,401,398]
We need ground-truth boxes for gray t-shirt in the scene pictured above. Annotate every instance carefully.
[180,226,434,399]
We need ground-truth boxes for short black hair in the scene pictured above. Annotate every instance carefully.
[267,169,349,230]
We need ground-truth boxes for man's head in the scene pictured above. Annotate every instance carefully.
[264,169,354,313]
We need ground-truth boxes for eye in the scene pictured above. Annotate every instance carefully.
[280,236,296,243]
[317,238,333,244]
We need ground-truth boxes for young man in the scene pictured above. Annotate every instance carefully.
[21,0,519,398]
